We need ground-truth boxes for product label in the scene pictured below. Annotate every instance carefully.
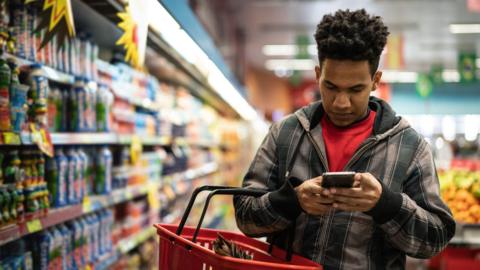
[26,219,42,233]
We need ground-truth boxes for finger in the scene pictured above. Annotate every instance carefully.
[358,173,378,189]
[316,196,334,204]
[330,187,363,198]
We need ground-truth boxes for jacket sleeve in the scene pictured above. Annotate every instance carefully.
[233,122,302,237]
[366,139,456,258]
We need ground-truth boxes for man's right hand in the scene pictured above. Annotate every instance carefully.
[294,176,334,215]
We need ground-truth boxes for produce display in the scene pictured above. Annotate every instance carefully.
[439,159,480,224]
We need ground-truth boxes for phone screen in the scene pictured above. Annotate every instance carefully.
[321,172,355,188]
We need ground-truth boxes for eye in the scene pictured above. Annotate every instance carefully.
[350,86,365,92]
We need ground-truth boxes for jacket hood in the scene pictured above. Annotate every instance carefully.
[293,96,409,138]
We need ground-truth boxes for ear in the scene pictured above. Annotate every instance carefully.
[315,65,321,82]
[372,71,382,91]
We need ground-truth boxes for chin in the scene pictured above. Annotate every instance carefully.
[331,119,354,127]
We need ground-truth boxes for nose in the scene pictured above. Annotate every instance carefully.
[332,92,351,110]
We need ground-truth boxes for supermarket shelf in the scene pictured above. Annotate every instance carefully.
[163,162,219,184]
[6,53,75,84]
[117,227,157,254]
[0,162,219,245]
[2,131,228,148]
[0,204,83,246]
[83,184,156,214]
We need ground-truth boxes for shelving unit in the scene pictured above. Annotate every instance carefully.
[0,0,252,268]
[0,162,219,246]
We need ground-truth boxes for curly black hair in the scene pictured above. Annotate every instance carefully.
[314,9,389,75]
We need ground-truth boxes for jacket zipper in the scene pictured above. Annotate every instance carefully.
[305,131,329,172]
[343,137,378,171]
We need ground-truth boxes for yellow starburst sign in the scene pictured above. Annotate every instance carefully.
[36,0,76,49]
[116,0,148,69]
[116,5,140,67]
[43,0,75,36]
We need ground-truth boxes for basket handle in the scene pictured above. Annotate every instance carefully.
[177,185,296,262]
[190,188,267,243]
[176,185,234,235]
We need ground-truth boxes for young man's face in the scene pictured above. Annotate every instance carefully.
[315,59,382,127]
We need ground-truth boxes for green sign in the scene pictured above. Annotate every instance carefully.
[416,73,433,98]
[430,64,444,84]
[295,35,310,59]
[458,52,477,82]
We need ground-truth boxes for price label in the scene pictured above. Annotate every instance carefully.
[26,219,43,233]
[130,135,143,165]
[3,132,21,145]
[147,183,160,211]
[83,196,92,213]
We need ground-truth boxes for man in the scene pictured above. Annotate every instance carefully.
[234,9,455,270]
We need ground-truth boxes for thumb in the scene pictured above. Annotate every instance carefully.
[358,173,377,188]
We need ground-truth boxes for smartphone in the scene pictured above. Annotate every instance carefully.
[321,172,356,188]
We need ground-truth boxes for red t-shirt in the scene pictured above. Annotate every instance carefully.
[321,111,376,172]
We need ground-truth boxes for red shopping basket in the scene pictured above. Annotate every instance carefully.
[155,185,322,270]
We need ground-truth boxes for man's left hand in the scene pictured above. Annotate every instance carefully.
[323,173,382,212]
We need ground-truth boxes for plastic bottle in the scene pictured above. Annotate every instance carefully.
[28,64,48,125]
[72,77,87,132]
[66,148,79,204]
[96,84,113,132]
[50,148,67,207]
[75,148,84,203]
[77,148,89,200]
[0,57,12,131]
[58,224,73,270]
[47,86,62,132]
[95,147,112,194]
[11,2,27,59]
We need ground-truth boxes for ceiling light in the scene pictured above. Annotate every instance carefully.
[449,24,480,34]
[262,45,317,56]
[265,59,316,71]
[147,0,259,121]
[262,45,297,56]
[381,70,418,83]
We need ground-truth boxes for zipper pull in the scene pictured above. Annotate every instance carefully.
[285,171,290,178]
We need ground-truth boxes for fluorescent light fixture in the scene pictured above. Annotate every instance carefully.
[464,115,479,141]
[265,59,316,71]
[442,116,456,141]
[262,45,297,56]
[476,58,480,68]
[381,70,418,83]
[146,0,258,121]
[262,44,316,56]
[442,69,460,83]
[449,24,480,34]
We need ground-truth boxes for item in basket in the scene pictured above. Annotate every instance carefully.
[212,233,253,260]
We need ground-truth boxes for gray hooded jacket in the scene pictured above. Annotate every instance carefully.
[234,97,455,270]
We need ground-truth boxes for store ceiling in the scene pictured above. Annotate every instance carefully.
[228,0,480,78]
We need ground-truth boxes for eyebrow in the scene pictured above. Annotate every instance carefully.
[324,80,366,89]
